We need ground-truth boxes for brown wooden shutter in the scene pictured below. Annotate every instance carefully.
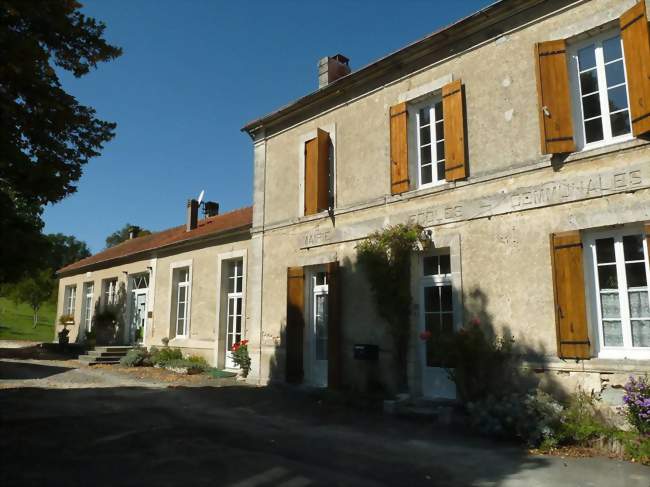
[535,40,576,154]
[304,138,318,215]
[442,79,468,181]
[326,261,341,389]
[550,231,591,359]
[645,222,650,255]
[390,102,409,194]
[620,1,650,137]
[316,128,331,212]
[286,267,305,383]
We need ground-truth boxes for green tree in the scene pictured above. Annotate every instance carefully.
[0,0,122,283]
[8,269,55,328]
[105,224,151,248]
[45,233,91,272]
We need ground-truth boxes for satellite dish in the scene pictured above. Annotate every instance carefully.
[197,190,205,205]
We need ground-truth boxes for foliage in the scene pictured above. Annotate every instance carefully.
[430,320,515,403]
[622,375,650,435]
[7,269,55,328]
[164,358,209,374]
[0,296,56,341]
[149,346,183,367]
[105,224,152,248]
[84,328,96,346]
[185,355,209,367]
[92,308,118,344]
[44,234,91,273]
[356,223,425,390]
[0,0,120,282]
[119,348,152,367]
[59,314,75,325]
[619,431,650,465]
[206,368,238,379]
[467,391,564,447]
[553,390,610,445]
[231,339,251,377]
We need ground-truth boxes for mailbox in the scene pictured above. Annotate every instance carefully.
[353,344,379,360]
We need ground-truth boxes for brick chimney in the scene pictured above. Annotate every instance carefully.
[318,54,350,88]
[186,199,199,231]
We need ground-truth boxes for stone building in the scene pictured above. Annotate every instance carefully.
[240,0,650,402]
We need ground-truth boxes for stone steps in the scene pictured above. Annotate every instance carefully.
[78,346,141,365]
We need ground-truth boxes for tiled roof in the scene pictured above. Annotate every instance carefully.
[57,206,253,275]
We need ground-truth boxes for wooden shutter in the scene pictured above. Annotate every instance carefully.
[442,79,468,181]
[286,267,305,383]
[304,138,318,215]
[550,231,591,359]
[535,40,576,154]
[304,130,331,215]
[326,261,341,389]
[316,129,331,212]
[621,1,650,137]
[390,102,409,194]
[645,222,650,256]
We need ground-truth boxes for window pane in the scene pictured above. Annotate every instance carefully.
[600,292,621,318]
[434,101,443,122]
[421,164,432,185]
[419,127,431,145]
[439,254,451,274]
[441,285,452,312]
[603,320,624,346]
[580,70,598,95]
[610,111,631,137]
[596,238,616,263]
[585,118,604,143]
[436,141,445,161]
[623,235,645,261]
[420,146,432,164]
[423,256,437,276]
[419,108,430,125]
[598,264,618,289]
[626,262,648,288]
[178,286,187,302]
[628,290,649,318]
[605,61,625,88]
[437,162,445,181]
[631,320,650,347]
[435,120,444,140]
[424,286,440,312]
[608,85,628,113]
[425,313,440,367]
[425,313,440,335]
[236,275,243,293]
[602,36,622,63]
[578,45,596,70]
[441,313,453,334]
[582,93,601,119]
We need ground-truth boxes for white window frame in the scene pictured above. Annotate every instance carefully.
[226,259,244,351]
[410,96,445,190]
[311,270,329,363]
[82,282,94,330]
[103,278,118,306]
[420,250,454,336]
[64,285,77,316]
[174,267,191,338]
[215,250,247,368]
[569,28,633,151]
[584,226,650,360]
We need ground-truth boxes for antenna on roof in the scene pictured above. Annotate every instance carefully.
[197,189,205,206]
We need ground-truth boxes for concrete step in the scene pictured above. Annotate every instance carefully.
[92,346,133,353]
[86,350,129,358]
[79,355,122,364]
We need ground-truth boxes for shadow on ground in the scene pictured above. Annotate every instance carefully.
[1,384,630,487]
[0,360,72,380]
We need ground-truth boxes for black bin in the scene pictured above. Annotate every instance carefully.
[353,344,379,361]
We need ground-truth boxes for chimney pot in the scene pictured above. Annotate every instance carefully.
[318,54,350,88]
[186,199,199,231]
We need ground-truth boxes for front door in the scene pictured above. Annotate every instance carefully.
[306,270,328,387]
[131,291,147,344]
[420,252,456,399]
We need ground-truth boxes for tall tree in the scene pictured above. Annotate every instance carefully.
[0,0,122,283]
[8,268,54,328]
[105,224,151,248]
[45,233,91,271]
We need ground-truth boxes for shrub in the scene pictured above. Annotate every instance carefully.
[619,431,650,465]
[231,339,251,377]
[554,390,610,445]
[164,358,209,374]
[433,321,515,403]
[185,355,209,367]
[622,375,650,435]
[467,391,563,447]
[120,348,152,367]
[150,346,183,367]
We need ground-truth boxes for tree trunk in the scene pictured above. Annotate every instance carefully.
[33,307,39,328]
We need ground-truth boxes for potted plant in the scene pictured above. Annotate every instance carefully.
[231,339,251,378]
[85,328,97,348]
[57,315,75,347]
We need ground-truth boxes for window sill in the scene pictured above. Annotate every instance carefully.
[523,355,650,374]
[563,137,650,164]
[168,337,214,349]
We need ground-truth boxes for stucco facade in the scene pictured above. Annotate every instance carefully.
[242,0,650,402]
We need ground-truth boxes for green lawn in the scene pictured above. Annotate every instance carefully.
[0,297,56,342]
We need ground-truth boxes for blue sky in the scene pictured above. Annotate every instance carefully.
[43,0,493,253]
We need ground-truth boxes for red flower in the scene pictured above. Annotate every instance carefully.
[241,339,249,346]
[232,342,240,352]
[470,317,481,327]
[419,330,432,341]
